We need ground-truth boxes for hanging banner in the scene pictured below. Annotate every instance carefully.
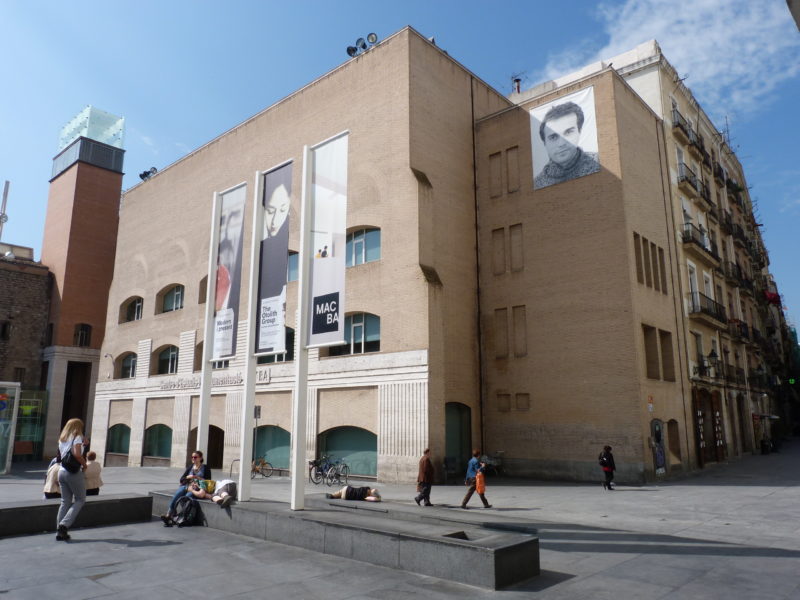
[256,163,292,355]
[213,184,246,359]
[308,133,348,347]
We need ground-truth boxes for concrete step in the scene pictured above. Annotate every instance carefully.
[0,494,153,538]
[150,490,539,589]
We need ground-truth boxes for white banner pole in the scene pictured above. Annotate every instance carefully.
[290,145,313,510]
[238,171,264,501]
[198,192,222,459]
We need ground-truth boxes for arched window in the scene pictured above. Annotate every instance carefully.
[287,251,299,282]
[198,276,208,304]
[318,426,377,476]
[120,353,137,378]
[257,328,295,364]
[346,228,381,267]
[106,424,131,454]
[73,323,92,347]
[143,424,172,458]
[328,313,380,357]
[154,345,179,375]
[120,297,143,323]
[158,284,184,314]
[253,425,291,469]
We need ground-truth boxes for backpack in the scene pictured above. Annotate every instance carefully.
[598,454,610,467]
[172,496,203,527]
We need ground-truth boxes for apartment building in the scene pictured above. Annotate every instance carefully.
[87,29,795,482]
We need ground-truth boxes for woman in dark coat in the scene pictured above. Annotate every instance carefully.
[599,445,616,490]
[161,450,212,525]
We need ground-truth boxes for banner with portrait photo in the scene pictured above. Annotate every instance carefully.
[530,86,599,190]
[307,133,348,348]
[255,163,292,355]
[213,184,246,360]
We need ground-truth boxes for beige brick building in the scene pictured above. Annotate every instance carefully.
[90,29,794,483]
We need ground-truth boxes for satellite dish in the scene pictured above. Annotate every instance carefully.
[367,33,378,44]
[356,37,367,50]
[347,46,358,57]
[149,167,158,175]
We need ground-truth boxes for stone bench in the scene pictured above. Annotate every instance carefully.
[0,494,153,538]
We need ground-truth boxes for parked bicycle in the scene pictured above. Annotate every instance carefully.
[308,455,335,485]
[251,455,274,479]
[324,459,350,486]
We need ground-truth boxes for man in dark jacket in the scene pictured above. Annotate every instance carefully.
[414,448,434,506]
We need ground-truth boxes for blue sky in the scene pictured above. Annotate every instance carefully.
[1,0,798,325]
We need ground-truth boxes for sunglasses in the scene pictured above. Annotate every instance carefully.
[191,455,200,459]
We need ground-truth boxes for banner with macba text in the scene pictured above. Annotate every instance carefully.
[307,133,348,348]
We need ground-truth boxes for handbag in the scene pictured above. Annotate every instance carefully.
[59,443,82,474]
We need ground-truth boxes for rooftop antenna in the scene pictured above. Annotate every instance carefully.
[510,71,527,94]
[0,180,9,242]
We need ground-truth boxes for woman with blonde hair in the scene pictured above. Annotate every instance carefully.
[56,418,87,541]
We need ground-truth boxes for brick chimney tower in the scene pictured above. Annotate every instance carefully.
[40,106,125,454]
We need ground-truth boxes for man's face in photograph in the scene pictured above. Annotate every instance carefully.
[542,112,581,167]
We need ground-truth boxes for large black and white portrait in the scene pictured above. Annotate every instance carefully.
[530,87,600,190]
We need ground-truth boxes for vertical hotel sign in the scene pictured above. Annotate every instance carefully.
[256,163,292,354]
[308,134,348,347]
[213,184,247,359]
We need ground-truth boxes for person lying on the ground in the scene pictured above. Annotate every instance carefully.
[187,478,237,508]
[325,485,381,502]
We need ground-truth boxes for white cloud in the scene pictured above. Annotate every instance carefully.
[539,0,800,123]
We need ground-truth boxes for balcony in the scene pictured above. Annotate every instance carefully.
[707,198,719,223]
[749,370,768,390]
[713,162,725,184]
[693,357,724,381]
[688,131,704,160]
[678,163,700,198]
[696,179,712,212]
[719,210,733,235]
[687,291,727,327]
[701,148,712,173]
[732,223,750,248]
[751,327,765,347]
[739,275,754,296]
[721,260,742,285]
[682,223,720,266]
[672,108,692,144]
[728,319,751,342]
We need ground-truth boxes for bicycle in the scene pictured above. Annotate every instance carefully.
[308,455,335,485]
[251,455,274,479]
[324,459,350,486]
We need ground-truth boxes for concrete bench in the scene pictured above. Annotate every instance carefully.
[150,491,538,589]
[0,494,153,538]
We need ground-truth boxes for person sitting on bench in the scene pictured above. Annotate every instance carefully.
[325,485,381,502]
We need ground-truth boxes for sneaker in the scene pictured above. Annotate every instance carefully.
[325,493,333,499]
[484,504,493,509]
[55,525,70,541]
[220,495,234,509]
[460,505,468,509]
[414,497,421,506]
[424,503,434,507]
[160,514,174,527]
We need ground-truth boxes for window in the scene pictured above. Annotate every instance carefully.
[328,313,380,356]
[643,324,660,380]
[0,320,10,340]
[287,251,299,282]
[642,237,653,287]
[509,223,524,272]
[512,305,527,357]
[120,353,137,378]
[257,328,295,364]
[143,424,172,458]
[121,297,143,323]
[515,393,530,411]
[659,330,675,381]
[156,345,179,375]
[160,285,184,313]
[211,360,230,369]
[13,367,25,383]
[658,248,668,294]
[73,323,91,347]
[346,229,381,267]
[497,393,511,412]
[198,276,208,304]
[106,424,131,454]
[633,233,644,284]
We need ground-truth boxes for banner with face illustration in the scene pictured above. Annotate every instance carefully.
[307,133,348,348]
[256,163,292,355]
[530,86,599,190]
[213,184,246,360]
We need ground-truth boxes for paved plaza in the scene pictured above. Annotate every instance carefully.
[2,440,800,599]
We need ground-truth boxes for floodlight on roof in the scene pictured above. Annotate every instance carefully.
[347,46,358,57]
[367,33,378,44]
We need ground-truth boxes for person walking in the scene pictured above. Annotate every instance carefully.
[414,448,434,507]
[599,445,616,490]
[55,418,88,541]
[461,449,491,509]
